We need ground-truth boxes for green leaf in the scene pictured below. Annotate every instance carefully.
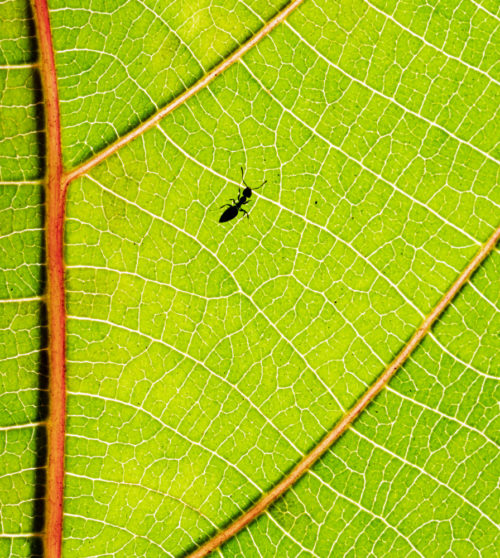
[1,0,498,556]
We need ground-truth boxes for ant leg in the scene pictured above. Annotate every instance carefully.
[240,208,250,219]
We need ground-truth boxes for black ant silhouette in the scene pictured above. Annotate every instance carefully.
[219,168,266,223]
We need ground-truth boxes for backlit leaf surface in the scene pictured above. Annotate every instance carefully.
[0,0,498,556]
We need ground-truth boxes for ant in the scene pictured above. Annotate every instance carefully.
[219,167,266,223]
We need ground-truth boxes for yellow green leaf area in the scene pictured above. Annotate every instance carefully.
[1,0,499,556]
[63,2,499,553]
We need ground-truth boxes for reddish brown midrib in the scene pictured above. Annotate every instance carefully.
[45,195,66,558]
[33,1,65,557]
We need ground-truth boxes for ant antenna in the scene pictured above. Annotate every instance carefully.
[240,167,250,189]
[240,167,266,190]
